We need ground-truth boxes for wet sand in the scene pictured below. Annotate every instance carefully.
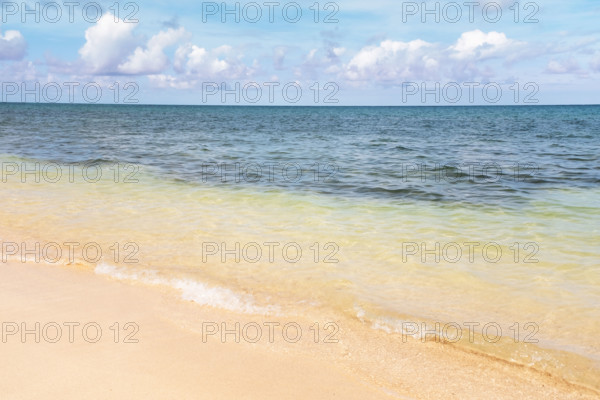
[0,261,597,400]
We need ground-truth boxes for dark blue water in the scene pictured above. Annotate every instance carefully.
[1,104,599,205]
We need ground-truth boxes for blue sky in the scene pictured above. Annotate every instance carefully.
[1,0,599,105]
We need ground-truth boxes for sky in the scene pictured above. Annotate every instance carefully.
[0,0,599,105]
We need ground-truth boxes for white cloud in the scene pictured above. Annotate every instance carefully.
[73,16,531,90]
[79,13,138,74]
[336,30,529,85]
[344,39,438,82]
[0,30,27,60]
[449,30,515,60]
[118,27,189,74]
[173,43,252,79]
[79,15,191,76]
[333,47,346,57]
[148,43,256,89]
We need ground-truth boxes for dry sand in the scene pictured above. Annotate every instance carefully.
[1,261,598,399]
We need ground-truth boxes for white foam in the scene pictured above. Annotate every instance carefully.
[95,263,279,315]
[353,307,426,339]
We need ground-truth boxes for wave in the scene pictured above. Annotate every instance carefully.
[94,263,280,316]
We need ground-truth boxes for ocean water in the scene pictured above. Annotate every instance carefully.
[1,104,599,388]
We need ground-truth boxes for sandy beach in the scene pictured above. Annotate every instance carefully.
[1,261,597,400]
[2,0,600,396]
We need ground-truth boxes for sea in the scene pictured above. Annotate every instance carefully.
[1,103,599,389]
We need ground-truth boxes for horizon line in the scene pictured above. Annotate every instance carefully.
[1,102,600,107]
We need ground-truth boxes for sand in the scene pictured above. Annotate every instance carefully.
[1,261,598,400]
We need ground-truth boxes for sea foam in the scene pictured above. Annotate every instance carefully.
[94,263,279,315]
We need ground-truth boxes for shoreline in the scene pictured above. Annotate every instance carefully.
[0,261,398,400]
[1,152,599,393]
[1,261,598,399]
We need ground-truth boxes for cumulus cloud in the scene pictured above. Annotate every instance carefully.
[147,43,256,89]
[449,30,515,60]
[73,16,533,89]
[118,27,189,74]
[0,29,27,60]
[338,30,526,84]
[333,47,346,57]
[343,39,439,83]
[79,13,138,74]
[79,14,193,76]
[75,11,256,83]
[174,43,252,78]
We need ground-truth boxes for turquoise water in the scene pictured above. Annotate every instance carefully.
[2,104,599,202]
[1,103,599,388]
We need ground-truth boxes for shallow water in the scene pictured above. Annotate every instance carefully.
[1,103,599,388]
